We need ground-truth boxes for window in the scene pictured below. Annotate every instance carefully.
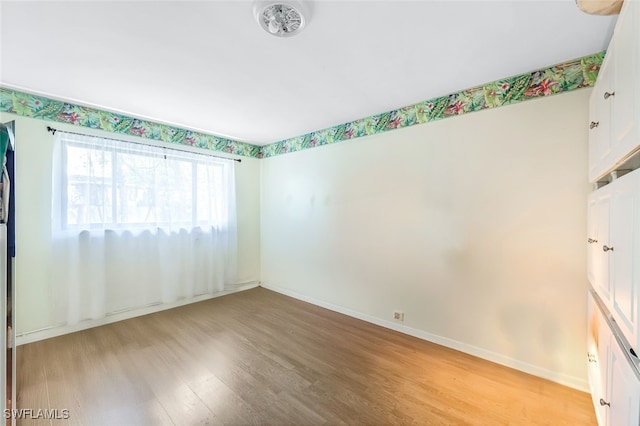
[50,130,239,323]
[56,132,234,231]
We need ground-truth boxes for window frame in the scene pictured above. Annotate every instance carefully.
[60,136,229,231]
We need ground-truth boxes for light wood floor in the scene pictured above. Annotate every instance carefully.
[17,287,595,425]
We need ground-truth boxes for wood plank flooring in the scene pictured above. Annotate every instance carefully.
[16,287,596,425]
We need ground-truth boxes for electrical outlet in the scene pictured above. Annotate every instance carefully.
[393,311,404,321]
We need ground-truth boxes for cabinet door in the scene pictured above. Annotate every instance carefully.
[611,0,640,161]
[606,337,640,426]
[588,194,598,286]
[609,171,640,351]
[589,53,614,182]
[588,291,608,426]
[590,188,612,304]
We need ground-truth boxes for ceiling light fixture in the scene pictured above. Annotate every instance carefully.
[253,1,309,37]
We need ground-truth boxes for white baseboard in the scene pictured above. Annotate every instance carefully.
[16,281,259,346]
[260,282,589,393]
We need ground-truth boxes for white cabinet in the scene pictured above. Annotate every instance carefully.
[588,187,612,301]
[588,0,640,183]
[587,291,610,426]
[587,2,640,423]
[608,337,640,426]
[587,169,640,353]
[589,49,614,182]
[611,0,640,159]
[587,290,640,426]
[609,173,640,352]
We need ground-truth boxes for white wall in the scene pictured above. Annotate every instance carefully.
[0,112,261,338]
[260,89,592,390]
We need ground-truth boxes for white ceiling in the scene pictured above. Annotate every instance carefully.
[0,1,617,145]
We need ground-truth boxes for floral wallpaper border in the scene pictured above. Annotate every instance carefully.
[258,51,605,158]
[0,51,604,160]
[0,87,260,158]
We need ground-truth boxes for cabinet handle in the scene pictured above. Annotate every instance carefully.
[588,238,598,244]
[604,91,615,100]
[590,121,599,129]
[603,245,614,252]
[599,398,610,407]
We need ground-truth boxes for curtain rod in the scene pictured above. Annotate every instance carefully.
[46,126,241,163]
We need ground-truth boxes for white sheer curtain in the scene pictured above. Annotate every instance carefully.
[51,131,237,325]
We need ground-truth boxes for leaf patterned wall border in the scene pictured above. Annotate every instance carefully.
[0,87,261,158]
[0,51,603,160]
[258,51,605,158]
